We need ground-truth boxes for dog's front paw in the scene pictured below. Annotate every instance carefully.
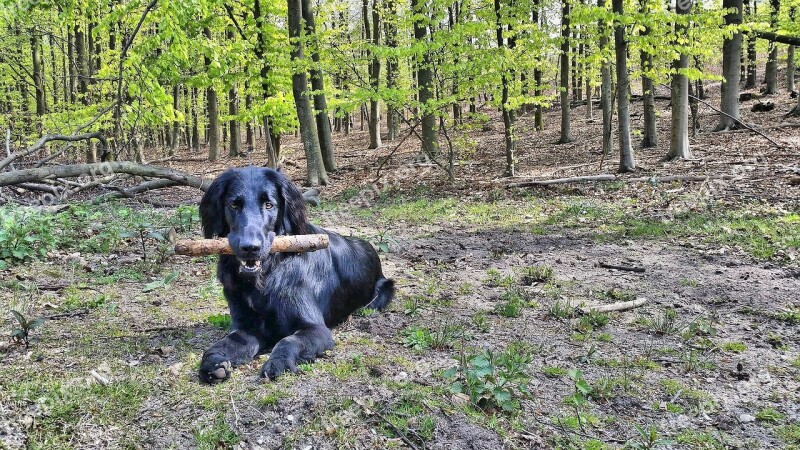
[199,352,232,384]
[260,356,299,380]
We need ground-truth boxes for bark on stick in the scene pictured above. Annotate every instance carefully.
[174,234,330,256]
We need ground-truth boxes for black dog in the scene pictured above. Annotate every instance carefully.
[197,167,394,383]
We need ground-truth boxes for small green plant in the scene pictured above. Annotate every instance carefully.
[484,269,515,288]
[457,282,474,295]
[643,308,678,335]
[401,327,432,351]
[173,205,200,233]
[494,287,533,318]
[472,311,490,332]
[720,341,746,353]
[542,366,567,378]
[10,310,45,348]
[193,416,240,450]
[755,407,784,423]
[0,207,57,268]
[683,317,718,339]
[354,307,378,317]
[775,308,800,324]
[402,296,421,316]
[564,369,593,431]
[548,300,576,319]
[206,313,232,330]
[518,265,554,285]
[604,288,636,302]
[444,343,532,413]
[624,424,674,449]
[142,271,180,293]
[576,311,610,333]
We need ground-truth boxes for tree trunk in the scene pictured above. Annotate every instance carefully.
[495,0,515,176]
[558,0,573,144]
[533,0,543,130]
[288,0,327,185]
[716,0,743,131]
[788,8,796,92]
[411,0,439,157]
[253,0,279,166]
[191,87,200,152]
[301,0,336,171]
[599,0,613,156]
[30,31,46,117]
[763,0,779,94]
[639,0,656,147]
[613,0,634,171]
[228,86,240,157]
[48,35,59,110]
[203,28,220,161]
[171,86,180,154]
[385,0,400,140]
[363,0,382,150]
[667,0,692,160]
[245,93,254,153]
[745,0,757,88]
[75,24,87,104]
[67,27,77,103]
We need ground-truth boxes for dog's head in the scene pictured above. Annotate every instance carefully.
[200,167,307,275]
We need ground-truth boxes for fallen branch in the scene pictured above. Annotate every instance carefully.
[0,132,107,171]
[174,234,330,256]
[579,298,648,314]
[754,30,800,46]
[598,262,645,273]
[507,174,737,188]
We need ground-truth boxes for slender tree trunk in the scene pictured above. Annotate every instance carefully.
[363,0,382,150]
[74,24,87,104]
[30,31,46,117]
[411,0,439,157]
[745,0,757,88]
[301,0,335,170]
[787,8,796,92]
[67,27,77,103]
[558,0,573,144]
[245,93,254,153]
[667,0,692,160]
[533,0,543,130]
[763,0,779,94]
[639,0,656,147]
[599,0,613,156]
[613,0,634,171]
[48,36,59,110]
[191,87,200,152]
[288,0,327,185]
[495,0,515,176]
[716,0,743,131]
[171,86,179,154]
[253,0,279,166]
[203,28,219,161]
[385,0,400,140]
[228,86,240,157]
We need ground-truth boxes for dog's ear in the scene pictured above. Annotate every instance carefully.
[199,172,231,238]
[273,171,307,235]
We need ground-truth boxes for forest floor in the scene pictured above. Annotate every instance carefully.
[1,80,799,450]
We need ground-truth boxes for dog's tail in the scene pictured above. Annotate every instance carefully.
[368,277,395,311]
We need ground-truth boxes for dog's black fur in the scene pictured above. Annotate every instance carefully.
[198,167,395,383]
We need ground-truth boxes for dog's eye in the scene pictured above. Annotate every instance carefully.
[264,202,273,210]
[228,202,239,210]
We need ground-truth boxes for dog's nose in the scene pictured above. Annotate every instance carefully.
[241,243,261,254]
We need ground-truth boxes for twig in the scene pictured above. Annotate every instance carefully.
[45,309,90,320]
[579,298,648,314]
[598,262,645,273]
[90,370,111,386]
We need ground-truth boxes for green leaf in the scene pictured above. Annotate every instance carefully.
[142,280,165,292]
[28,318,45,330]
[10,310,26,327]
[163,271,180,284]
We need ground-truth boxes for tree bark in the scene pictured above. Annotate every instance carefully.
[787,8,796,92]
[288,0,327,185]
[495,0,516,177]
[301,0,335,171]
[30,31,46,117]
[716,0,743,131]
[763,0,779,94]
[171,86,180,154]
[203,28,220,161]
[253,0,280,166]
[411,0,439,157]
[613,0,634,172]
[558,0,573,144]
[67,27,77,103]
[245,93,254,153]
[385,0,400,140]
[363,0,382,150]
[174,234,330,256]
[599,0,613,156]
[639,0,656,147]
[533,0,543,130]
[745,0,757,88]
[667,0,692,161]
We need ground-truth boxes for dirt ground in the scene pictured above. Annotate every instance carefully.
[1,74,799,449]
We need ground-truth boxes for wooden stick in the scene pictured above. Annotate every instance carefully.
[599,262,645,273]
[174,234,330,256]
[580,298,648,314]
